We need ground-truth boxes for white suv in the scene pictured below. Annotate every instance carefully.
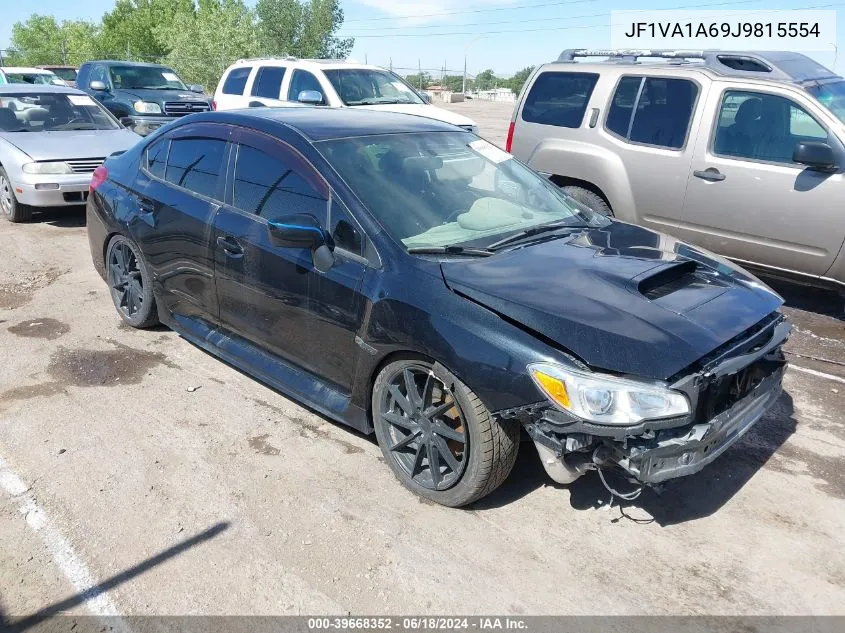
[213,57,477,131]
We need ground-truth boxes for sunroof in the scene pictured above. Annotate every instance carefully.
[716,56,772,73]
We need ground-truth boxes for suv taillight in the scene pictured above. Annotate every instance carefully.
[505,121,515,153]
[90,165,108,192]
[212,100,217,111]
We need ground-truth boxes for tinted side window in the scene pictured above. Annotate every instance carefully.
[164,137,226,199]
[713,90,829,164]
[222,67,251,95]
[146,138,169,179]
[251,66,285,99]
[521,72,599,128]
[629,78,697,148]
[289,70,325,103]
[233,144,328,223]
[606,76,643,138]
[329,202,364,256]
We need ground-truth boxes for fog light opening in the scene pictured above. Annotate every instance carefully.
[34,183,60,190]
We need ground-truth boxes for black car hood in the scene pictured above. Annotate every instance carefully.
[440,221,783,380]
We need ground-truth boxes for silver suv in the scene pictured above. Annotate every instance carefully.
[508,49,845,291]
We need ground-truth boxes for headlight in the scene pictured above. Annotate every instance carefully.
[133,101,162,114]
[22,161,73,174]
[528,363,690,425]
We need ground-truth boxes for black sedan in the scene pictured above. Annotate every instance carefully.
[87,108,789,507]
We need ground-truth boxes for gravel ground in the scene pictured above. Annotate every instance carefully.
[0,101,844,621]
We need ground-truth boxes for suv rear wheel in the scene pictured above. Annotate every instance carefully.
[562,185,613,216]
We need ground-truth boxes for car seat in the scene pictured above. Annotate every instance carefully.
[0,107,22,131]
[717,97,762,157]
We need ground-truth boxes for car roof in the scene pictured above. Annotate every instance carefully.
[0,67,55,74]
[82,60,173,69]
[0,84,84,95]
[228,57,392,73]
[194,107,459,141]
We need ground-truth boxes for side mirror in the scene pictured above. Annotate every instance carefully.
[268,214,335,272]
[793,141,837,171]
[188,84,205,93]
[89,80,108,92]
[297,90,324,105]
[421,91,432,104]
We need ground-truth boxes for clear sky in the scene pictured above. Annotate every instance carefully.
[1,0,843,77]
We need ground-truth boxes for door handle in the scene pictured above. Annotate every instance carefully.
[137,197,155,214]
[693,168,726,182]
[216,235,244,257]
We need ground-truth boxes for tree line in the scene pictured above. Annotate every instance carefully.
[405,67,536,96]
[4,0,353,91]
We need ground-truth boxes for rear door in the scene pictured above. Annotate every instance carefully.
[680,84,845,276]
[213,128,367,391]
[246,65,287,107]
[130,122,232,323]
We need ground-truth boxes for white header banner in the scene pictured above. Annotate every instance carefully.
[611,10,836,52]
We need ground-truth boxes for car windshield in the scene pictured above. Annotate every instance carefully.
[109,65,186,90]
[48,68,78,82]
[324,69,425,106]
[807,80,845,124]
[318,131,608,249]
[6,73,56,85]
[0,92,120,132]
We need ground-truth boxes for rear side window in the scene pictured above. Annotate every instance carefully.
[165,137,227,199]
[250,66,285,99]
[146,138,169,179]
[521,72,599,128]
[606,76,698,149]
[233,143,328,223]
[222,67,251,95]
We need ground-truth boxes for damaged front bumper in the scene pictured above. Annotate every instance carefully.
[509,314,790,487]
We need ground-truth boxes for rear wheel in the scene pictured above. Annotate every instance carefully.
[372,358,519,507]
[106,235,159,328]
[561,185,613,216]
[0,168,33,223]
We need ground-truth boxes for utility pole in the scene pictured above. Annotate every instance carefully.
[418,59,422,90]
[389,57,392,72]
[61,39,68,65]
[462,56,467,94]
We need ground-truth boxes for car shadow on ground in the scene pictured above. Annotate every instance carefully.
[474,392,797,526]
[3,522,229,632]
[765,277,844,321]
[32,205,87,228]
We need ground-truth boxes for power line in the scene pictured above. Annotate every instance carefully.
[341,1,845,38]
[343,0,757,32]
[343,0,597,23]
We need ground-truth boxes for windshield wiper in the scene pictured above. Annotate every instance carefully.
[407,246,494,257]
[487,221,586,251]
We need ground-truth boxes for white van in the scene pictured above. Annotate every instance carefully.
[213,57,477,131]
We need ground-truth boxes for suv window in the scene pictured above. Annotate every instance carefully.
[521,72,598,128]
[713,90,829,164]
[164,137,227,199]
[606,76,698,149]
[250,66,286,99]
[289,70,325,104]
[146,138,170,179]
[222,67,251,95]
[233,142,329,223]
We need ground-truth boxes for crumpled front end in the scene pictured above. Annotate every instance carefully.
[502,312,790,490]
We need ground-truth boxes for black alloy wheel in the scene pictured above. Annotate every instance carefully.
[106,235,159,328]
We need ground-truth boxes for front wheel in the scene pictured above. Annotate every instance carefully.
[106,235,159,328]
[372,358,519,507]
[0,167,32,223]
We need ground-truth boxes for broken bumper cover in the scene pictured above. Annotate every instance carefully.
[616,365,784,484]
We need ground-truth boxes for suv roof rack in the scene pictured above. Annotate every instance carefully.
[556,49,839,83]
[235,55,300,64]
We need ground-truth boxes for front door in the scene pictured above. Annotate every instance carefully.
[680,86,845,277]
[213,128,367,392]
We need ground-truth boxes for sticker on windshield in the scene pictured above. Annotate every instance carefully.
[162,72,180,82]
[469,139,512,164]
[67,94,96,106]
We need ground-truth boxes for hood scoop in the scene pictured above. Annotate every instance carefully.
[631,261,729,314]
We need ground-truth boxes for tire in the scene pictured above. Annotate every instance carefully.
[105,235,159,328]
[561,185,613,216]
[372,358,519,507]
[0,167,33,223]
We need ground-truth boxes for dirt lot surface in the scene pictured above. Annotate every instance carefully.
[1,101,844,621]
